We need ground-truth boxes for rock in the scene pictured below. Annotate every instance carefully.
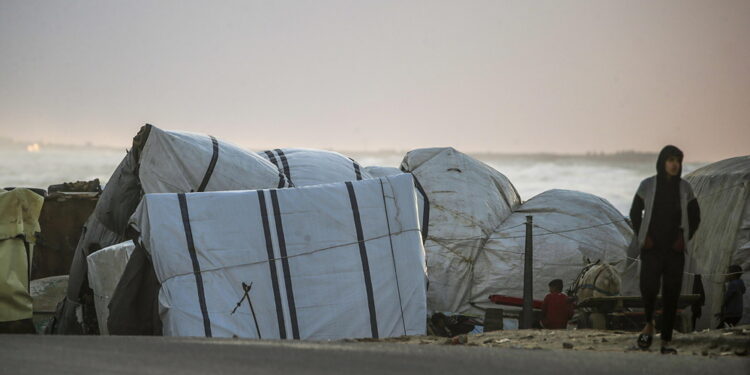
[701,350,708,356]
[601,338,608,343]
[451,335,468,345]
[563,342,574,349]
[734,348,748,356]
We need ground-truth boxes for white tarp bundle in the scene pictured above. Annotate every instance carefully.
[86,241,135,335]
[400,147,522,314]
[684,155,750,328]
[130,174,427,339]
[58,124,288,334]
[259,148,371,187]
[364,166,402,178]
[471,189,632,313]
[141,127,289,193]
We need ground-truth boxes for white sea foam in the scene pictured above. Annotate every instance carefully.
[0,147,705,216]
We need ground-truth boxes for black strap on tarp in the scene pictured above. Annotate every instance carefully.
[196,136,219,192]
[379,178,406,335]
[270,189,300,339]
[345,181,379,338]
[349,158,363,180]
[263,150,290,188]
[273,149,294,186]
[177,193,212,337]
[257,190,287,339]
[411,175,430,243]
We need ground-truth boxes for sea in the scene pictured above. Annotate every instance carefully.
[0,142,707,216]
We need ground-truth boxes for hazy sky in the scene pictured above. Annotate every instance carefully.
[1,0,748,161]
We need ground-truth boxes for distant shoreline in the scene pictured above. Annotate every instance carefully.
[1,137,720,164]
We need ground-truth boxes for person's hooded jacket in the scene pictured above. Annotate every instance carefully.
[627,146,701,267]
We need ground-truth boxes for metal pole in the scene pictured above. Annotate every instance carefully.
[522,215,534,329]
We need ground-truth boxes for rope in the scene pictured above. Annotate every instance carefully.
[158,227,422,283]
[380,177,407,335]
[424,218,629,242]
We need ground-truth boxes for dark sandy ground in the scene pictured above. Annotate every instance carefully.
[355,325,750,358]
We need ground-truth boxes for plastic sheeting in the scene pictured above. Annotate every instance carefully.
[0,188,44,322]
[364,166,402,178]
[57,124,286,334]
[87,240,135,335]
[684,155,750,329]
[471,189,631,313]
[400,147,522,313]
[130,174,426,339]
[259,148,371,187]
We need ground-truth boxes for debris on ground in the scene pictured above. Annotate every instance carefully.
[357,326,750,357]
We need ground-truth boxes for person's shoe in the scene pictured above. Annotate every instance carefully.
[637,333,652,350]
[660,346,677,355]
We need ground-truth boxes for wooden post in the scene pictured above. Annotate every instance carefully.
[521,215,534,329]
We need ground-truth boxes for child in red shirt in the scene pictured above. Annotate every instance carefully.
[540,279,574,329]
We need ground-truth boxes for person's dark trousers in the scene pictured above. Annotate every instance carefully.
[640,247,685,342]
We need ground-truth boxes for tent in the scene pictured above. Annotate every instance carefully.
[259,148,372,187]
[400,147,522,313]
[684,155,750,328]
[52,124,286,334]
[471,189,631,313]
[364,166,402,178]
[113,174,426,339]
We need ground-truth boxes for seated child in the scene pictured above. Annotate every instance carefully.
[717,265,745,328]
[540,279,574,329]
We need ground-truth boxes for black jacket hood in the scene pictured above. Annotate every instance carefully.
[656,145,684,179]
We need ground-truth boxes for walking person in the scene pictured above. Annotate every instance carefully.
[629,145,701,354]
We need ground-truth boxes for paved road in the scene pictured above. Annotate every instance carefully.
[2,335,748,375]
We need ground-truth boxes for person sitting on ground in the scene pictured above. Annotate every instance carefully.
[540,279,574,329]
[717,265,745,328]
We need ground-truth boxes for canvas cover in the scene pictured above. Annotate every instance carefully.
[471,189,631,313]
[259,148,371,187]
[130,174,426,339]
[400,147,522,314]
[684,155,750,328]
[87,240,135,335]
[0,188,44,322]
[364,166,402,178]
[56,124,286,334]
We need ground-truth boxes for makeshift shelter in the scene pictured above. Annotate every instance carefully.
[471,189,631,314]
[364,166,402,178]
[112,174,426,339]
[400,147,522,314]
[53,124,286,334]
[259,148,371,187]
[86,241,135,335]
[0,188,44,332]
[684,156,750,328]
